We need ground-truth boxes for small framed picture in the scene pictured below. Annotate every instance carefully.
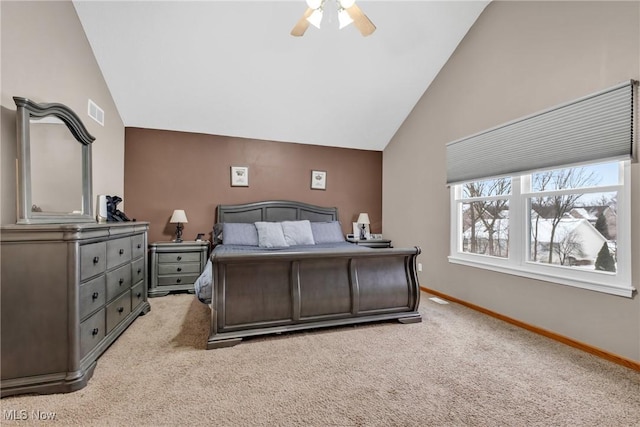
[311,170,327,190]
[231,166,249,187]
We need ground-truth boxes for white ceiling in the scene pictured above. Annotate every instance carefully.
[73,0,489,151]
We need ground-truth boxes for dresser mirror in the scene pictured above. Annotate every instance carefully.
[14,97,96,224]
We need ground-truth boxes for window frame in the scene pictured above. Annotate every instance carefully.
[449,160,633,298]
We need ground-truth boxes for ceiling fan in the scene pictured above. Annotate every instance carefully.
[291,0,376,37]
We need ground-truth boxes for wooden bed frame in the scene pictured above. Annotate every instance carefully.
[207,200,421,349]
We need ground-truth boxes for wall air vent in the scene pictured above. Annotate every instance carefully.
[88,99,104,126]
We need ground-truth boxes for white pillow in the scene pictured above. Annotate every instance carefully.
[255,222,289,248]
[281,220,315,246]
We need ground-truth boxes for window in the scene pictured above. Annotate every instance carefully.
[450,160,632,297]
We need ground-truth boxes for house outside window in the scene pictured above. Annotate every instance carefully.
[450,160,633,297]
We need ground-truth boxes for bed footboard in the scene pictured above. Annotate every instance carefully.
[207,247,421,349]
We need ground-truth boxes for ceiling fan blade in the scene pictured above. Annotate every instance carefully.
[346,4,376,37]
[291,7,314,37]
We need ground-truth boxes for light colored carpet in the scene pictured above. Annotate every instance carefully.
[2,292,639,426]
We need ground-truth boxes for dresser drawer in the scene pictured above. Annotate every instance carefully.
[131,282,145,311]
[157,274,199,287]
[80,308,105,358]
[158,262,201,276]
[79,275,106,321]
[131,257,145,285]
[158,251,201,264]
[106,291,132,333]
[107,237,132,269]
[106,264,132,302]
[80,242,106,281]
[131,234,145,260]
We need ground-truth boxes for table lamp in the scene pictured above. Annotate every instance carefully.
[170,209,188,243]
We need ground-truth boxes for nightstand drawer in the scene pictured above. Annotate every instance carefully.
[157,274,199,287]
[106,291,132,333]
[106,264,132,301]
[79,275,106,321]
[158,252,201,264]
[80,242,106,281]
[158,262,202,275]
[107,237,132,269]
[80,308,105,358]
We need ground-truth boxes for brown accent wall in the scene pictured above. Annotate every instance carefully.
[124,128,382,244]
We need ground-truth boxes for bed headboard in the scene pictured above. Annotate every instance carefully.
[216,200,338,224]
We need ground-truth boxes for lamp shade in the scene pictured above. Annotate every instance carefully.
[357,213,370,224]
[170,209,188,224]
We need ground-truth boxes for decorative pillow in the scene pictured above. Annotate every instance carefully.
[222,223,259,246]
[255,222,289,248]
[310,221,345,244]
[281,220,315,246]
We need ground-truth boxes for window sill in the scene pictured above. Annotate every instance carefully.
[448,255,635,298]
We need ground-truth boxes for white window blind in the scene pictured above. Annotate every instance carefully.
[446,80,637,185]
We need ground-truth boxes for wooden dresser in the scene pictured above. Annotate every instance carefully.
[0,222,150,397]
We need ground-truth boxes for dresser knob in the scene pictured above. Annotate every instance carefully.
[119,278,124,285]
[136,292,142,298]
[177,256,182,261]
[177,267,182,272]
[137,268,142,274]
[117,307,124,313]
[92,292,99,300]
[176,278,182,283]
[92,328,99,336]
[93,256,99,264]
[119,249,124,255]
[137,244,142,249]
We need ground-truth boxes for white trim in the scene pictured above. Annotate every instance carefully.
[448,255,634,298]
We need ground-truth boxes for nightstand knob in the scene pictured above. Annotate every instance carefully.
[136,292,142,298]
[117,307,124,313]
[176,278,182,283]
[119,278,124,285]
[91,328,99,336]
[177,267,182,272]
[119,249,124,255]
[92,292,99,300]
[177,256,182,261]
[137,268,142,274]
[93,256,99,264]
[137,244,142,249]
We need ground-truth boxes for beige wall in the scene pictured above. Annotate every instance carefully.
[124,128,382,244]
[1,0,124,225]
[384,1,640,361]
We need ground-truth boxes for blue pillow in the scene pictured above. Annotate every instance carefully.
[255,222,289,248]
[222,223,259,246]
[310,221,345,244]
[281,220,315,246]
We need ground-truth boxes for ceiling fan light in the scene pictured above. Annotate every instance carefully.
[338,9,354,29]
[339,0,356,8]
[306,0,323,10]
[306,9,323,29]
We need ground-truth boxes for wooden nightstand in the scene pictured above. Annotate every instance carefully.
[148,241,209,297]
[346,237,393,248]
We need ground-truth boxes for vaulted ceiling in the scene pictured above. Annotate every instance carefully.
[73,1,489,151]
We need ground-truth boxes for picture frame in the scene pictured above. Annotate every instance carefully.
[231,166,249,187]
[311,170,327,190]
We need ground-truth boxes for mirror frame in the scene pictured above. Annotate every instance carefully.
[14,97,96,224]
